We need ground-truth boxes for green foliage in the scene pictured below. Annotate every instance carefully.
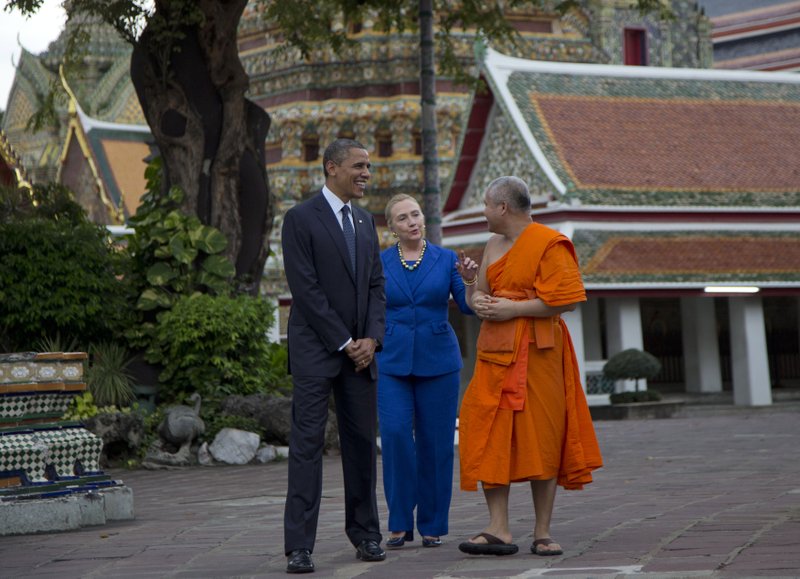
[0,184,131,351]
[62,391,127,421]
[203,412,263,443]
[145,293,283,403]
[35,333,80,354]
[63,392,99,421]
[1,182,89,225]
[603,349,662,381]
[609,390,663,404]
[87,342,136,407]
[135,404,166,461]
[123,159,236,349]
[603,348,662,394]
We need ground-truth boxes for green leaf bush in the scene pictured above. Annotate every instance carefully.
[62,391,133,421]
[146,293,287,403]
[0,184,131,351]
[603,349,662,383]
[609,390,662,404]
[603,348,663,402]
[87,342,136,407]
[123,159,236,351]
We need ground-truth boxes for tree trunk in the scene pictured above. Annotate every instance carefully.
[129,0,271,295]
[419,0,442,246]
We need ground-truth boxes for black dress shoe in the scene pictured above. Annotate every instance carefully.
[422,536,442,548]
[286,549,314,574]
[355,539,386,561]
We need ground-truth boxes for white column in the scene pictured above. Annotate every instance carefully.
[267,297,281,343]
[680,296,722,393]
[729,296,772,406]
[605,297,644,392]
[583,298,603,360]
[563,305,586,392]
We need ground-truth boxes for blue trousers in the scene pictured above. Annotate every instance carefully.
[377,371,460,537]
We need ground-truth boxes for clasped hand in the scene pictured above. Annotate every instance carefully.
[345,338,376,372]
[474,295,516,322]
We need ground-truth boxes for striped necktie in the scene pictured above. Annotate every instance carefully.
[341,205,356,273]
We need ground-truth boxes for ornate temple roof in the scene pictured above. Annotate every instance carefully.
[58,83,152,224]
[440,48,800,293]
[1,14,143,190]
[481,48,800,208]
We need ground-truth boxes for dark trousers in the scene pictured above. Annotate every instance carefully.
[283,364,382,554]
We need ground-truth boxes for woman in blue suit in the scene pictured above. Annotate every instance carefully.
[377,194,478,549]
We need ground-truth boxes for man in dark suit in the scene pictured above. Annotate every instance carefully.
[281,138,386,574]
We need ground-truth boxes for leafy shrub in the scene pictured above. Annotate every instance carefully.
[1,182,87,224]
[609,390,663,404]
[62,391,130,421]
[0,184,130,351]
[35,333,79,354]
[123,160,235,351]
[603,349,662,393]
[146,293,283,403]
[87,342,136,407]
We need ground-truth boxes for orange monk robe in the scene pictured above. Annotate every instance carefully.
[459,223,603,492]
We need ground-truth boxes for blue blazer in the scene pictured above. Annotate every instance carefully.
[377,243,473,377]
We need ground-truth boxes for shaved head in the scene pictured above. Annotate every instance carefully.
[486,176,531,214]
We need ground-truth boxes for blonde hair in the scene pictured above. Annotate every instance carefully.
[384,193,422,225]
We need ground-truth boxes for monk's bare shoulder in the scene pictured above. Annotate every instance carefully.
[484,233,512,265]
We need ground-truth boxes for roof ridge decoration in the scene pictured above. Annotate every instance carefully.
[0,129,32,189]
[480,48,800,208]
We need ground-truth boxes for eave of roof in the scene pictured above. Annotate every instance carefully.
[442,203,800,292]
[711,1,800,41]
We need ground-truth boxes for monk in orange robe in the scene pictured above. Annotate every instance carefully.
[456,176,602,557]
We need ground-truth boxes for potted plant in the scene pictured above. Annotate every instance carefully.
[604,348,662,404]
[591,349,683,419]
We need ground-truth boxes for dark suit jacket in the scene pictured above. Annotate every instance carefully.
[281,192,385,379]
[377,243,473,377]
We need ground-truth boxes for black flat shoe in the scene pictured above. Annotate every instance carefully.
[286,549,314,573]
[355,539,386,561]
[422,536,442,548]
[386,531,414,548]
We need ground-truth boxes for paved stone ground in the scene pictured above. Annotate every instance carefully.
[2,402,800,578]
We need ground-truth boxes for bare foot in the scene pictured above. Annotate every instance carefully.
[532,537,563,555]
[467,530,513,545]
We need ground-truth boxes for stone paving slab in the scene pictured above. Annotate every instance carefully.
[1,407,799,578]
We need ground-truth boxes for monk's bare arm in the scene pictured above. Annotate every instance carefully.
[481,296,576,322]
[470,235,504,316]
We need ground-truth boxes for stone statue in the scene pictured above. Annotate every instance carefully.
[157,393,205,454]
